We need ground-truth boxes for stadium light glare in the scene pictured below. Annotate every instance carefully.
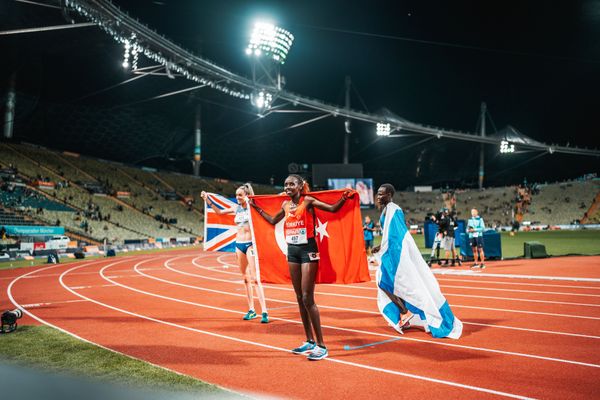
[255,95,265,109]
[376,123,391,136]
[122,41,130,69]
[246,21,294,64]
[251,90,273,110]
[500,140,515,153]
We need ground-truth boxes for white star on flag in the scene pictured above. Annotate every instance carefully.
[315,218,329,242]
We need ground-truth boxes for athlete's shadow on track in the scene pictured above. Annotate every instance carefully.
[328,329,490,362]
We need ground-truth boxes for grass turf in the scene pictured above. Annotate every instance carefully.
[373,229,600,258]
[0,325,230,395]
[496,230,600,258]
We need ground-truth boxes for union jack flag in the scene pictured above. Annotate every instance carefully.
[203,193,237,252]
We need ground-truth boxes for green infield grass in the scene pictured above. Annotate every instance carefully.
[0,325,231,395]
[373,229,600,259]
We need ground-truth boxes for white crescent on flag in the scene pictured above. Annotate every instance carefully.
[274,219,287,255]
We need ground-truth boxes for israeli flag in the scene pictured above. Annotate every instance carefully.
[376,202,462,339]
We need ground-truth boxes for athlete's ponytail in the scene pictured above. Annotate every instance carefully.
[239,183,254,196]
[288,174,310,194]
[300,181,310,194]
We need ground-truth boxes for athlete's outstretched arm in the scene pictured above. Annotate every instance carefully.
[307,190,354,213]
[248,199,285,225]
[201,191,235,215]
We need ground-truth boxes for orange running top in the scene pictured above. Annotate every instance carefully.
[283,197,315,244]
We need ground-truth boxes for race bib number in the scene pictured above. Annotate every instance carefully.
[286,228,308,245]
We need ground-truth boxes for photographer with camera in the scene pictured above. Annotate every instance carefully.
[1,308,23,333]
[427,210,444,266]
[440,209,462,266]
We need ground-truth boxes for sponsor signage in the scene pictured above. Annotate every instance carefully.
[3,225,65,236]
[37,181,55,190]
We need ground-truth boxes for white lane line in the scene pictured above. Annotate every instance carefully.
[117,256,600,369]
[443,293,600,308]
[267,305,298,310]
[432,270,600,283]
[22,299,89,308]
[452,304,600,320]
[212,258,600,302]
[188,257,600,321]
[288,280,600,308]
[69,284,116,290]
[193,257,600,339]
[442,285,600,298]
[437,278,600,291]
[8,264,166,280]
[5,258,245,400]
[330,282,600,298]
[59,260,534,399]
[5,259,116,314]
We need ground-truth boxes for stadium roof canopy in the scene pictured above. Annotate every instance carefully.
[1,0,599,188]
[490,126,547,148]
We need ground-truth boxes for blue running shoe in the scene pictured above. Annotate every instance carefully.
[243,310,257,320]
[260,312,269,324]
[307,345,328,361]
[291,341,316,355]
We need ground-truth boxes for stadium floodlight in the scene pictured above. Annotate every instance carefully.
[246,22,294,65]
[376,123,391,136]
[122,40,130,69]
[251,90,273,110]
[121,36,140,70]
[500,140,515,153]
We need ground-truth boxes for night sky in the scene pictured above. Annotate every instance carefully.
[1,0,599,188]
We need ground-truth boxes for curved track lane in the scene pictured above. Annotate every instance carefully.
[4,252,600,399]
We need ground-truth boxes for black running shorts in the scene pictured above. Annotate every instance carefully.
[287,237,320,264]
[470,236,484,248]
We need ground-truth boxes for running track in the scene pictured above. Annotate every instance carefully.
[2,250,599,399]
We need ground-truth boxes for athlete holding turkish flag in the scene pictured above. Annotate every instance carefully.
[249,174,354,361]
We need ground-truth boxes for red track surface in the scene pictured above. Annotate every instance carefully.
[2,250,600,399]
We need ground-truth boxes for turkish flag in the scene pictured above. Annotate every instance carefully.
[249,190,371,284]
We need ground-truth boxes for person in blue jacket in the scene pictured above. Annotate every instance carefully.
[467,208,486,269]
[363,215,375,259]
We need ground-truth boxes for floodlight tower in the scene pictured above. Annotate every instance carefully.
[192,104,202,177]
[478,102,486,190]
[246,22,294,112]
[3,72,16,139]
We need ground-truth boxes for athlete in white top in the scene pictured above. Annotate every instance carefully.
[201,183,268,323]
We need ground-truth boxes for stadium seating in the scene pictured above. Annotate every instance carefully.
[1,142,597,245]
[361,182,599,228]
[0,208,43,226]
[523,181,599,225]
[0,187,73,212]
